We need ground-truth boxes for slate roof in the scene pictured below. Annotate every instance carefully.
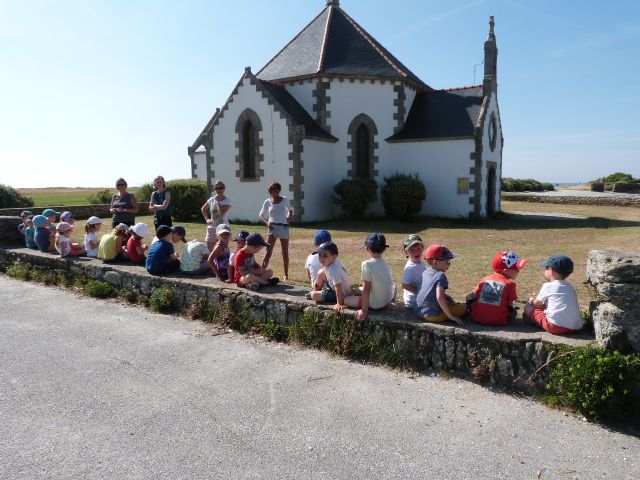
[387,86,484,141]
[256,4,431,91]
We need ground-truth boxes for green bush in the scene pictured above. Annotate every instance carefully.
[84,280,118,299]
[0,184,33,208]
[262,319,290,342]
[135,182,154,205]
[149,287,177,313]
[6,261,32,280]
[501,178,554,192]
[332,178,378,217]
[137,178,208,222]
[540,182,555,192]
[546,345,640,421]
[603,172,638,184]
[381,172,426,217]
[86,189,113,204]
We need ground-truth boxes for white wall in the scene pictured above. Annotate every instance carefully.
[479,92,502,216]
[300,139,335,221]
[193,151,207,180]
[284,80,316,117]
[209,76,293,223]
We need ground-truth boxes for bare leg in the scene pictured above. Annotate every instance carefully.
[280,238,289,280]
[262,233,277,268]
[242,273,270,286]
[343,295,362,308]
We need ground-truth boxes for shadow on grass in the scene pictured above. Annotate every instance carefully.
[297,213,640,234]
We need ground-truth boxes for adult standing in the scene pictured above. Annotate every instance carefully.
[201,180,232,250]
[149,175,173,229]
[110,178,139,228]
[259,181,293,281]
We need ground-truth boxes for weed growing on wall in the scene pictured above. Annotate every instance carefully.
[545,345,640,422]
[149,287,177,313]
[84,280,118,299]
[6,260,32,280]
[120,288,139,304]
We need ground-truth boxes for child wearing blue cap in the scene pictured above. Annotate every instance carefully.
[305,230,332,288]
[524,254,583,334]
[33,215,54,252]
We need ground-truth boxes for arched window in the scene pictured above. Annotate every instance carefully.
[356,124,370,178]
[242,120,256,179]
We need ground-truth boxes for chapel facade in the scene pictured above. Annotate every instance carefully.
[188,0,503,221]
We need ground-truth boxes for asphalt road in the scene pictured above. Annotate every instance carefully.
[1,276,638,480]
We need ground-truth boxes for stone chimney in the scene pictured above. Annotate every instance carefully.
[483,16,498,97]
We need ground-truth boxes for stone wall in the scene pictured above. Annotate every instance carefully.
[0,217,25,246]
[0,246,594,395]
[587,250,640,352]
[503,194,640,208]
[612,182,640,194]
[0,204,150,220]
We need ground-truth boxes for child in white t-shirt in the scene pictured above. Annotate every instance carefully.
[305,230,332,288]
[306,242,352,311]
[55,222,86,258]
[83,216,103,257]
[401,234,426,309]
[524,254,583,334]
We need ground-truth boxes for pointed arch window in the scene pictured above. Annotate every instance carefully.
[347,114,378,179]
[235,108,264,182]
[242,120,257,179]
[356,124,370,178]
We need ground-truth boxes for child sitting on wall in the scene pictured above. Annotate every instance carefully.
[33,215,53,253]
[207,224,231,280]
[24,215,37,249]
[233,233,278,290]
[306,241,353,311]
[146,225,181,275]
[305,230,332,289]
[55,222,86,259]
[402,234,425,310]
[83,217,103,258]
[127,223,151,265]
[228,230,249,282]
[98,223,130,262]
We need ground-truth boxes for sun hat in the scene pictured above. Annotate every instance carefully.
[130,223,151,239]
[42,208,61,218]
[216,223,232,235]
[56,222,73,233]
[20,210,33,218]
[115,223,130,232]
[424,243,458,261]
[233,231,250,242]
[246,233,270,247]
[312,241,339,256]
[32,215,49,228]
[403,234,424,251]
[540,254,574,277]
[60,211,74,222]
[364,232,388,253]
[86,216,103,226]
[172,225,187,242]
[156,225,173,238]
[314,230,332,245]
[492,251,528,272]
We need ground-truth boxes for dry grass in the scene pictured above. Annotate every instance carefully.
[68,200,640,310]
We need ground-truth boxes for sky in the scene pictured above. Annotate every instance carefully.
[1,0,639,188]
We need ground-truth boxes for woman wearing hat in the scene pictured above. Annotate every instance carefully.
[259,181,294,280]
[110,178,139,229]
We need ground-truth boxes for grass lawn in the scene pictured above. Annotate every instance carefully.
[18,188,137,207]
[66,200,640,311]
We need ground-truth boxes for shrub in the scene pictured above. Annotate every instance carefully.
[137,178,208,221]
[501,178,554,192]
[86,189,113,204]
[135,182,154,205]
[149,287,177,313]
[332,178,378,217]
[6,261,32,280]
[604,172,638,184]
[381,172,426,217]
[540,182,555,191]
[545,345,640,421]
[120,288,139,304]
[262,319,290,342]
[84,280,118,299]
[186,297,215,321]
[0,184,34,208]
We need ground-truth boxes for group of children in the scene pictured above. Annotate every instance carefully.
[17,210,583,335]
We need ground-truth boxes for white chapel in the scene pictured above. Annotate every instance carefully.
[188,0,503,221]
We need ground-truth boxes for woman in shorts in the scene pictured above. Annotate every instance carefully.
[201,180,232,250]
[259,181,293,281]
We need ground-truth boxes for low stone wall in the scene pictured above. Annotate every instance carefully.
[612,182,640,194]
[503,194,640,207]
[0,246,594,395]
[0,217,26,246]
[0,204,150,220]
[587,250,640,352]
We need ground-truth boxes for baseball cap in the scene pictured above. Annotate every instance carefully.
[246,233,270,247]
[216,223,231,235]
[86,216,103,226]
[42,208,61,218]
[233,230,250,242]
[130,222,151,239]
[172,225,187,242]
[492,251,528,272]
[32,215,49,228]
[424,243,458,261]
[312,241,339,256]
[156,225,173,238]
[364,232,388,253]
[60,211,74,222]
[403,234,424,251]
[314,230,332,245]
[56,222,73,233]
[20,210,33,218]
[540,254,574,277]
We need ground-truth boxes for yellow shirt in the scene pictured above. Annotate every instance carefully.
[98,233,117,260]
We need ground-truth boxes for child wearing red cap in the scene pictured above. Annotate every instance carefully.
[414,243,466,327]
[469,251,528,325]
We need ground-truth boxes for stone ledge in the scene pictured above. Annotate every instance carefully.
[0,246,595,393]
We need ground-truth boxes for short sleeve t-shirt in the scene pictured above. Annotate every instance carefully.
[415,268,449,317]
[207,197,231,225]
[324,258,352,297]
[470,272,518,325]
[84,232,100,257]
[98,233,118,260]
[259,197,293,224]
[361,258,395,309]
[180,240,210,273]
[234,249,257,285]
[536,280,583,330]
[145,240,175,273]
[55,235,71,256]
[305,253,322,288]
[35,227,51,253]
[402,259,426,308]
[25,227,36,249]
[127,236,145,263]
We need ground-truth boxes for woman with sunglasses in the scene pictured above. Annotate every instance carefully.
[148,175,173,229]
[259,181,294,280]
[109,178,139,229]
[201,180,232,250]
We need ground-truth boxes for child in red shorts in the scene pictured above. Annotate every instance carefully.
[469,251,528,325]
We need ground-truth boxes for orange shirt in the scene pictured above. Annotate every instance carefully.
[471,272,517,325]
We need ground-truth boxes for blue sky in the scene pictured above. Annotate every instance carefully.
[1,0,639,188]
